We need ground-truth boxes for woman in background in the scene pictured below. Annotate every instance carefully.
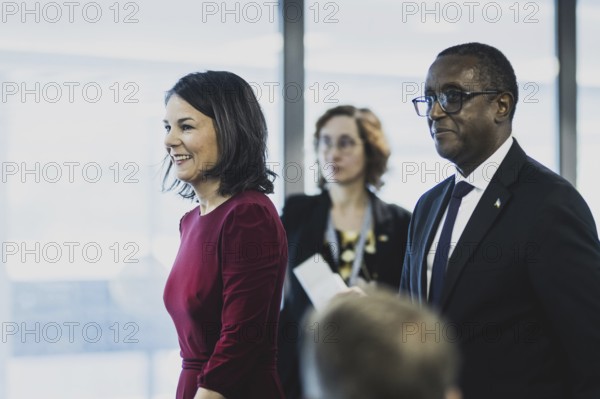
[162,71,287,399]
[277,105,412,399]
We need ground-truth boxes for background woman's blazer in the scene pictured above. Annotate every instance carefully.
[277,190,411,399]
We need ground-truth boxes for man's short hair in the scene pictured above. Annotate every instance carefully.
[301,289,459,399]
[438,42,519,120]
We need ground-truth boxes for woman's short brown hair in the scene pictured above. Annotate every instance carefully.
[314,105,390,190]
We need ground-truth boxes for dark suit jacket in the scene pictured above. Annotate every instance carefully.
[401,140,600,399]
[278,190,411,399]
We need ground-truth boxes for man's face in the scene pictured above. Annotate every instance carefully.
[424,54,501,176]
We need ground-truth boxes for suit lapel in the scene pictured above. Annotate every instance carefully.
[440,181,511,308]
[371,193,393,277]
[295,192,330,266]
[439,140,527,310]
[419,178,454,302]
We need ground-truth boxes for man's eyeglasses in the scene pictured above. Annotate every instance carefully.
[317,136,361,153]
[412,89,500,117]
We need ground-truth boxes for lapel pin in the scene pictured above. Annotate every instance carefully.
[378,234,388,242]
[494,198,501,208]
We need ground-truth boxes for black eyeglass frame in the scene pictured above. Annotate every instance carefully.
[412,90,501,117]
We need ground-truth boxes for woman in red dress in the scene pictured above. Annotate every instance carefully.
[162,71,287,399]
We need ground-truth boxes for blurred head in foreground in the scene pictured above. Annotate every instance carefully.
[301,290,461,399]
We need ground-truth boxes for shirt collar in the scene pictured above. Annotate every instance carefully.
[455,136,514,191]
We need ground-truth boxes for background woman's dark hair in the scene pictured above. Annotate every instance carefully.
[162,71,275,199]
[314,105,390,190]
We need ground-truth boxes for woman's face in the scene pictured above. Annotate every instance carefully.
[317,115,366,187]
[163,95,219,188]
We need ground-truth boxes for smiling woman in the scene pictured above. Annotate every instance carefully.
[163,95,220,191]
[162,71,276,201]
[161,71,287,399]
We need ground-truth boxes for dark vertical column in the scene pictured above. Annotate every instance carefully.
[281,0,305,196]
[557,0,577,184]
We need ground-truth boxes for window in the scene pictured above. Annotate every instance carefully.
[0,1,281,397]
[577,0,600,226]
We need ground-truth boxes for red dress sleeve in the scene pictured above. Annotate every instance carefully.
[198,202,286,396]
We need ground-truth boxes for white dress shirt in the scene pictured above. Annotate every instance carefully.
[426,136,514,297]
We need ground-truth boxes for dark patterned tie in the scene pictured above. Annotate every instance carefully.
[429,181,475,307]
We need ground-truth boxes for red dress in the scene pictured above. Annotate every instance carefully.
[164,190,287,399]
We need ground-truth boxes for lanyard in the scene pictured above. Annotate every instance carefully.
[325,197,373,287]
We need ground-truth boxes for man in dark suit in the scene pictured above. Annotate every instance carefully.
[400,42,600,399]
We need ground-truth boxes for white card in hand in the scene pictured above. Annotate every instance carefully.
[293,253,348,311]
